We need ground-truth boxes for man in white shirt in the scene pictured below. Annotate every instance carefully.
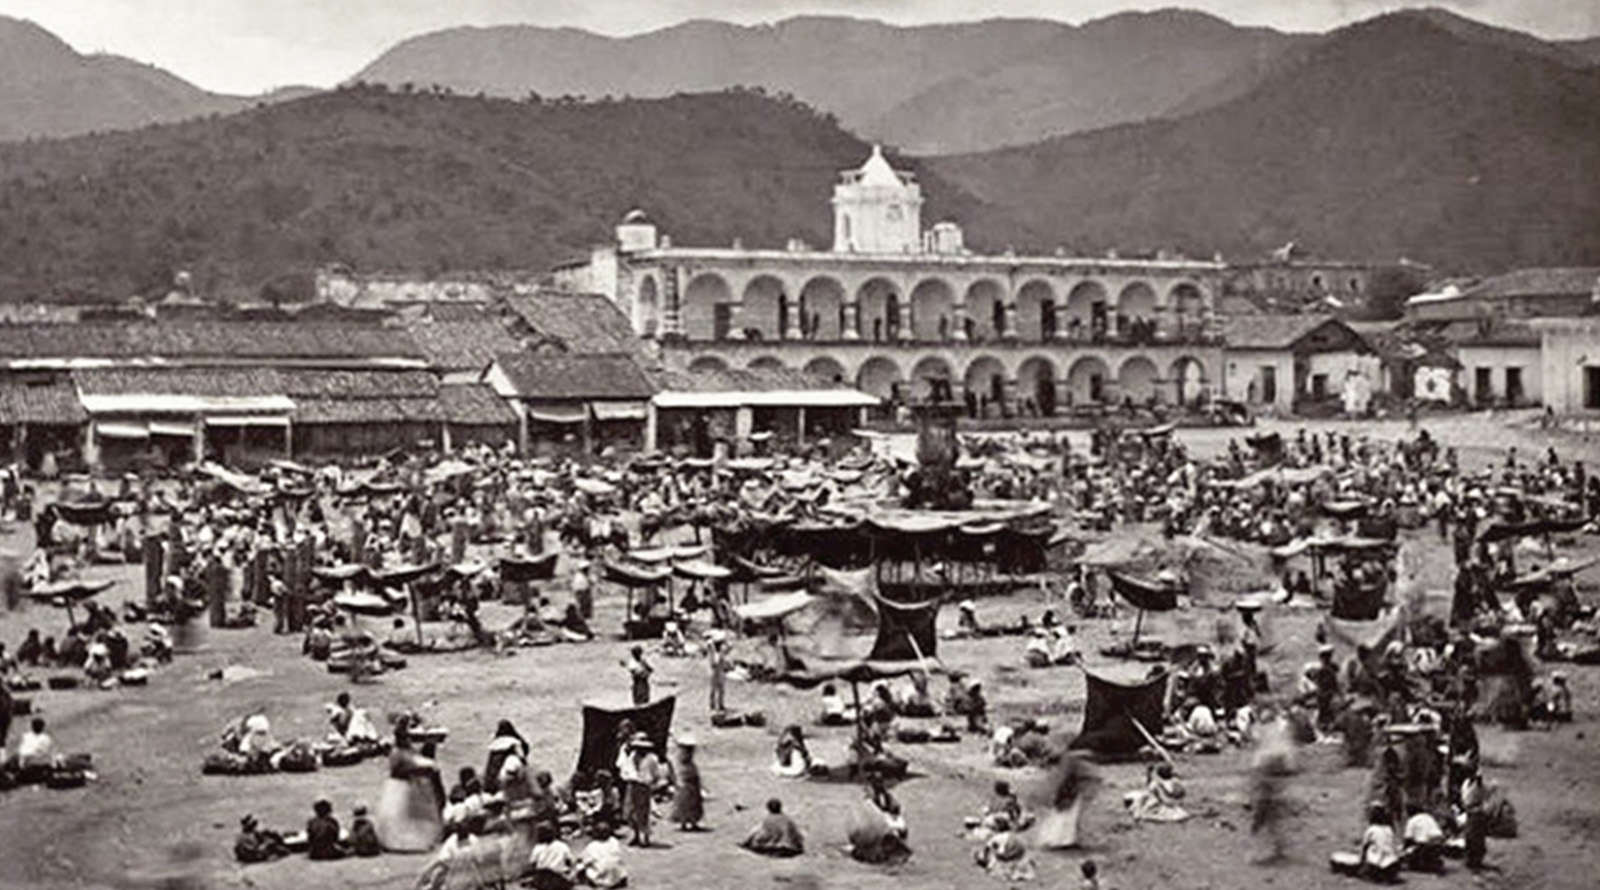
[17,717,58,772]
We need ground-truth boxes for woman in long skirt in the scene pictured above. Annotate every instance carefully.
[1035,752,1098,849]
[670,736,704,831]
[378,730,445,853]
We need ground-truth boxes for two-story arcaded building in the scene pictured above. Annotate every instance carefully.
[555,147,1226,418]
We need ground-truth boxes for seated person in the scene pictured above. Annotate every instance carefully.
[818,684,854,727]
[1024,629,1056,668]
[955,600,981,637]
[444,768,487,830]
[348,805,381,857]
[1124,763,1191,822]
[963,680,991,734]
[772,725,815,777]
[1546,673,1573,723]
[660,618,689,657]
[16,717,59,777]
[741,798,805,857]
[234,814,289,864]
[900,672,938,718]
[526,822,576,890]
[1358,804,1402,884]
[575,770,620,830]
[575,821,628,888]
[989,726,1029,769]
[979,780,1025,832]
[1402,810,1445,873]
[306,799,347,861]
[972,814,1034,881]
[559,603,594,641]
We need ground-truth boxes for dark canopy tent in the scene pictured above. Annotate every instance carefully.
[1069,667,1170,759]
[54,501,118,527]
[576,696,675,778]
[1478,517,1588,545]
[500,553,559,582]
[1107,571,1180,612]
[864,594,939,663]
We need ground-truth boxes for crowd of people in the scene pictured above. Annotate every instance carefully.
[0,411,1595,888]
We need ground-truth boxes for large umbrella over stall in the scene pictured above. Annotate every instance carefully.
[26,577,116,627]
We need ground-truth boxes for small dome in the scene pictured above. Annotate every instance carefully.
[622,209,651,224]
[857,145,903,188]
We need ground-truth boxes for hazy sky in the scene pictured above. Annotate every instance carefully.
[4,0,1597,94]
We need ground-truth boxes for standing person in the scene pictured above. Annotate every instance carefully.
[571,556,594,621]
[483,719,530,795]
[376,727,445,853]
[707,636,729,716]
[1035,752,1097,849]
[1250,708,1296,863]
[622,733,664,847]
[623,646,653,706]
[1461,768,1489,871]
[670,735,705,832]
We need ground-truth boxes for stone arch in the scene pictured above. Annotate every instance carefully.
[908,355,954,401]
[855,356,903,400]
[1015,279,1056,342]
[1066,356,1111,405]
[1170,355,1208,407]
[909,278,956,342]
[688,355,729,375]
[1118,355,1160,404]
[798,276,846,341]
[964,279,1005,342]
[682,272,732,341]
[636,275,660,338]
[1016,355,1060,417]
[749,355,787,372]
[1117,281,1157,322]
[802,355,846,384]
[740,275,786,342]
[857,277,900,343]
[964,355,1008,417]
[1169,281,1207,339]
[1064,280,1108,336]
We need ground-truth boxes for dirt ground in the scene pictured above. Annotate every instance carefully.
[3,411,1599,890]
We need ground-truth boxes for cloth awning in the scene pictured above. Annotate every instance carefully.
[149,420,197,437]
[654,389,879,409]
[96,421,149,439]
[735,591,815,621]
[590,400,647,421]
[527,403,587,424]
[206,415,289,428]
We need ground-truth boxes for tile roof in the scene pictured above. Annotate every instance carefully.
[72,367,286,397]
[1434,319,1542,347]
[1465,267,1600,300]
[503,292,640,356]
[438,384,518,426]
[1219,314,1353,350]
[292,397,442,425]
[0,380,87,424]
[657,365,852,394]
[277,369,439,399]
[0,322,423,362]
[493,352,656,401]
[403,320,522,373]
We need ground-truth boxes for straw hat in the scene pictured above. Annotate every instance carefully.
[629,732,654,749]
[675,733,698,748]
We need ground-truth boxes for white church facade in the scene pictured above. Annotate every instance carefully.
[555,147,1225,417]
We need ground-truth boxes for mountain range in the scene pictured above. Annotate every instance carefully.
[931,10,1600,273]
[0,7,1595,302]
[0,16,310,142]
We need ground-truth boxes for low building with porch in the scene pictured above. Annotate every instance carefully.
[1533,318,1600,413]
[483,353,656,456]
[648,365,879,455]
[0,378,88,472]
[1218,315,1377,414]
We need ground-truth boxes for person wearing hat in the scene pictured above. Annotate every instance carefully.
[233,814,288,863]
[622,732,664,847]
[1311,644,1342,732]
[669,734,704,832]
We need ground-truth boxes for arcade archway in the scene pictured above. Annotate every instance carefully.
[798,277,845,341]
[1066,356,1111,405]
[682,273,732,341]
[1118,356,1160,404]
[740,275,786,342]
[909,278,956,342]
[1016,355,1059,417]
